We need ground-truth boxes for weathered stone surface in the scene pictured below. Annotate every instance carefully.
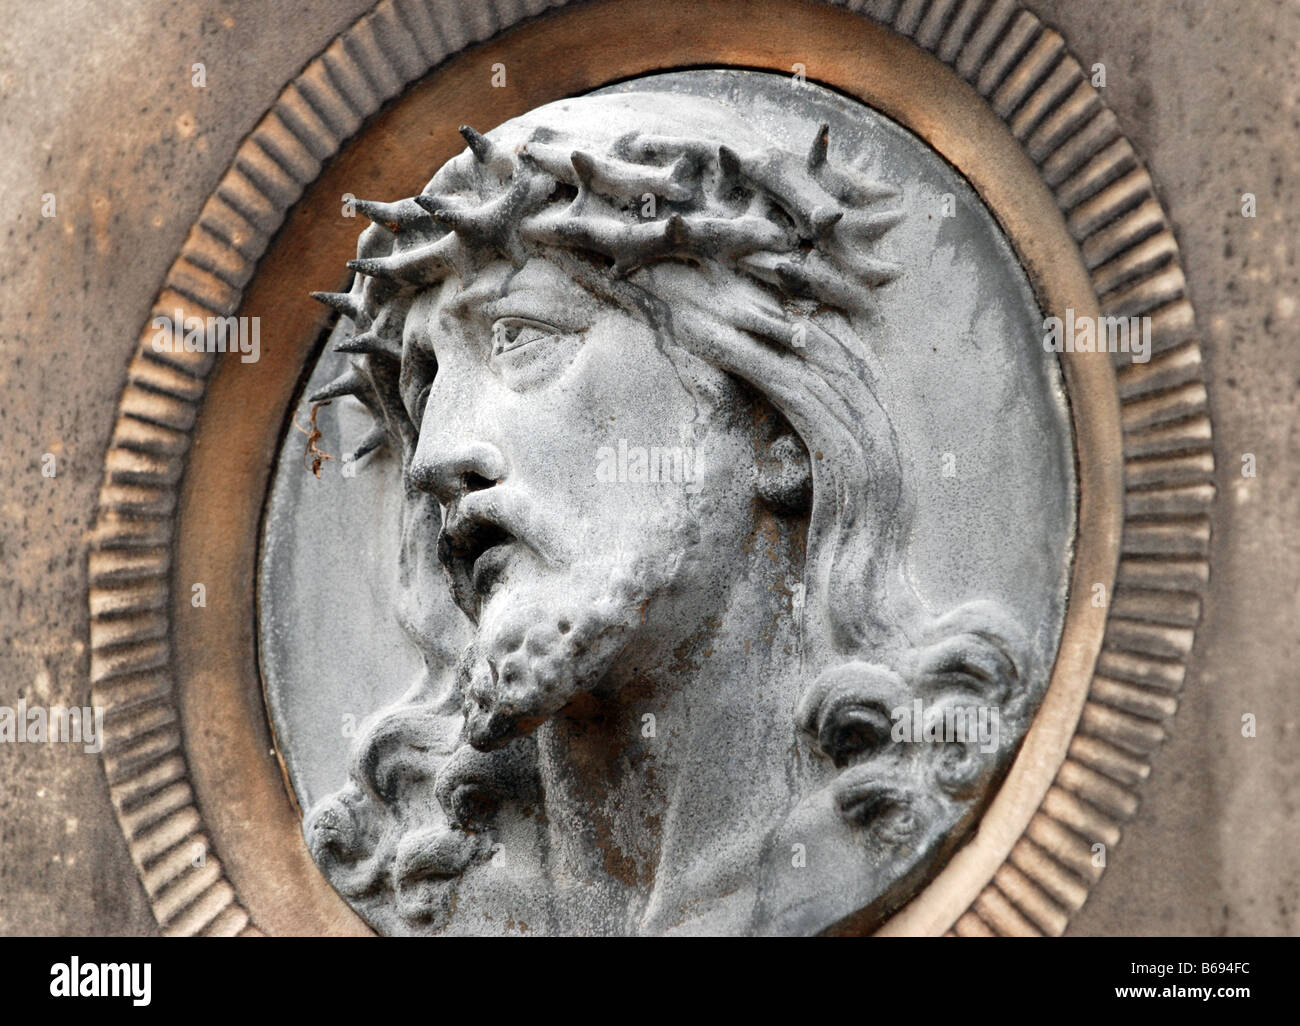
[0,0,1294,936]
[266,70,1073,934]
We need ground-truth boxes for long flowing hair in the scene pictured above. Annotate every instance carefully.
[306,88,1037,925]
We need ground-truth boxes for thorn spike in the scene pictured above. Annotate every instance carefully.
[809,123,830,169]
[347,258,391,279]
[310,291,363,321]
[309,366,367,404]
[412,193,461,218]
[335,331,400,359]
[353,198,430,231]
[718,145,742,180]
[810,206,843,237]
[348,426,387,463]
[570,150,595,183]
[459,125,494,164]
[665,213,687,245]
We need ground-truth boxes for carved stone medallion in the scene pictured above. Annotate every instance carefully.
[88,0,1213,937]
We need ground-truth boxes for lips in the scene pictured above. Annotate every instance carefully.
[437,512,515,619]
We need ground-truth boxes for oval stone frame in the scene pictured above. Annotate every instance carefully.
[88,0,1214,937]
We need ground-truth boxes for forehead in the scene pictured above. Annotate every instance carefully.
[402,255,610,355]
[413,253,605,322]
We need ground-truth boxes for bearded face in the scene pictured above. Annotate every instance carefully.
[400,255,778,750]
[298,78,1054,936]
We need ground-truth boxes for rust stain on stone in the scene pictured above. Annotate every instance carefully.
[293,400,334,478]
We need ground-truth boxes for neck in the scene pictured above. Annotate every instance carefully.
[534,513,806,934]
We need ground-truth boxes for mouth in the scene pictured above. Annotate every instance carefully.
[437,513,516,620]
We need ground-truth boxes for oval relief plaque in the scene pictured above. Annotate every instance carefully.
[89,0,1213,937]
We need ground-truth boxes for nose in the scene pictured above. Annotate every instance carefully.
[409,423,508,506]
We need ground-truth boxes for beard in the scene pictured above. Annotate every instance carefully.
[457,502,702,751]
[303,678,539,933]
[304,494,703,929]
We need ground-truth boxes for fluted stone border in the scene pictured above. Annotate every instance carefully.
[88,0,1213,936]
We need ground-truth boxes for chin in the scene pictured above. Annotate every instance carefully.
[456,568,650,749]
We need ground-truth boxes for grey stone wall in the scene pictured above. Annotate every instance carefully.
[0,0,1293,935]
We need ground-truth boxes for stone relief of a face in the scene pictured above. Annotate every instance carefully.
[283,70,1073,936]
[401,254,797,751]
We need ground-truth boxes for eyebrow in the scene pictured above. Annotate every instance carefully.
[481,289,589,332]
[441,274,508,320]
[400,288,573,370]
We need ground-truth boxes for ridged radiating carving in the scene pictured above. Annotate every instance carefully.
[89,0,1213,937]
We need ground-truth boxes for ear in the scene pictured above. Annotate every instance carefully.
[756,432,812,514]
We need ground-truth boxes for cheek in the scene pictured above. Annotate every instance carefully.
[519,326,703,500]
[687,424,765,530]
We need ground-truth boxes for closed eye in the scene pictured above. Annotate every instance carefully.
[491,317,559,357]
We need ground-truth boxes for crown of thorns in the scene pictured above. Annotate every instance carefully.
[310,121,903,463]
